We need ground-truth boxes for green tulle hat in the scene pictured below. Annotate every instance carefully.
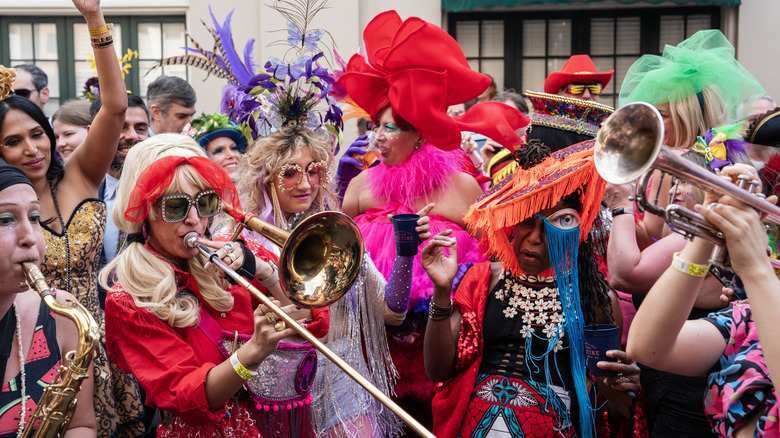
[619,29,764,120]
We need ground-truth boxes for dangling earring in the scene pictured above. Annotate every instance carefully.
[142,222,149,240]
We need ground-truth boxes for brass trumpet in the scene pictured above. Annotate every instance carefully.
[20,262,100,438]
[186,209,436,438]
[594,101,780,268]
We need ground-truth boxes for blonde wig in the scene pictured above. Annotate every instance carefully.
[236,125,337,227]
[99,133,234,328]
[666,86,727,149]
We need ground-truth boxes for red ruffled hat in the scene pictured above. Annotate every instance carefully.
[543,55,614,95]
[337,10,528,151]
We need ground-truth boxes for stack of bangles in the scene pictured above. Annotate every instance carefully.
[89,23,113,49]
[429,299,453,320]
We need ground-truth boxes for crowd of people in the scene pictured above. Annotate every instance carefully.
[1,1,779,438]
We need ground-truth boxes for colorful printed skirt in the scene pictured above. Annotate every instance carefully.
[458,374,576,438]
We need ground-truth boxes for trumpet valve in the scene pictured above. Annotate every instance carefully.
[709,245,729,268]
[736,174,752,191]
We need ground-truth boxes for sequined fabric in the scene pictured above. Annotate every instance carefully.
[385,256,413,313]
[158,398,261,438]
[312,254,404,437]
[40,199,145,437]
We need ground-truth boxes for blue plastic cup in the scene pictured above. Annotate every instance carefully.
[391,214,420,256]
[584,324,620,377]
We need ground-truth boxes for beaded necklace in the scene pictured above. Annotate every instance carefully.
[14,302,26,438]
[495,270,566,351]
[48,181,72,293]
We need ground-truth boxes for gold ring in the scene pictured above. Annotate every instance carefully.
[265,312,276,324]
[274,321,287,332]
[227,252,237,263]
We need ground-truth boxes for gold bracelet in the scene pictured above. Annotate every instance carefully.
[91,35,112,43]
[229,352,257,380]
[671,252,710,277]
[89,23,111,36]
[428,298,453,321]
[92,40,114,50]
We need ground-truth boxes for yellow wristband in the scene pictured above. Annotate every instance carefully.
[671,252,710,277]
[89,23,111,36]
[229,352,257,380]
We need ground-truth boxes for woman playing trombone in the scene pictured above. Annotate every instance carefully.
[100,134,315,437]
[628,166,779,437]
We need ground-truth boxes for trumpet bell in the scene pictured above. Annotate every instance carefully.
[595,102,664,184]
[279,211,364,309]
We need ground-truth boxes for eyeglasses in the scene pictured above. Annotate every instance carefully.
[566,83,602,96]
[10,88,36,99]
[158,190,222,223]
[277,161,328,193]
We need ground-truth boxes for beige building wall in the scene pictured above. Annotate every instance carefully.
[3,0,777,110]
[736,0,780,104]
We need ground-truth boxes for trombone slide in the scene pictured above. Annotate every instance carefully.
[183,233,436,438]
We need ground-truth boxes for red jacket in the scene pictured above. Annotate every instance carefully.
[105,244,328,426]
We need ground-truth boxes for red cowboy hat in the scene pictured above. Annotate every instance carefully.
[543,55,614,95]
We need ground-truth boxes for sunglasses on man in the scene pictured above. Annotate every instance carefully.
[11,88,37,99]
[566,83,602,96]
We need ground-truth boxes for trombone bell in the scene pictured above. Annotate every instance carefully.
[238,210,364,309]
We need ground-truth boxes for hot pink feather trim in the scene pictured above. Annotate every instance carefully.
[365,142,462,207]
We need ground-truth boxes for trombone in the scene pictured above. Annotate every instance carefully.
[593,101,780,269]
[189,209,436,438]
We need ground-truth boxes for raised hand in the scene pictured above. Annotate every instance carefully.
[604,182,635,211]
[335,134,371,202]
[72,0,102,18]
[415,203,435,241]
[421,230,458,289]
[479,139,503,165]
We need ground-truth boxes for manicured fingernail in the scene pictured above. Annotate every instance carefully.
[204,262,212,269]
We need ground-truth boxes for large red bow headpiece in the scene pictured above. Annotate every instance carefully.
[337,11,528,151]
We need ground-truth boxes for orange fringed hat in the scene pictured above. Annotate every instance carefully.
[464,140,607,276]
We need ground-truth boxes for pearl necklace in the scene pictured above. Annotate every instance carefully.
[14,302,26,438]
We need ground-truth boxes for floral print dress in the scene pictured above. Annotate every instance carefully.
[703,301,779,437]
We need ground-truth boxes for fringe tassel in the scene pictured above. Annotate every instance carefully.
[464,146,607,277]
[255,398,315,438]
[545,222,595,438]
[311,254,403,437]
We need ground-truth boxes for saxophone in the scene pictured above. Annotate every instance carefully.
[19,262,100,438]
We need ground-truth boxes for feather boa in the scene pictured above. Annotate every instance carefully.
[365,142,462,207]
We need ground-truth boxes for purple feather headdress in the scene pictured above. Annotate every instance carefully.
[237,0,343,142]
